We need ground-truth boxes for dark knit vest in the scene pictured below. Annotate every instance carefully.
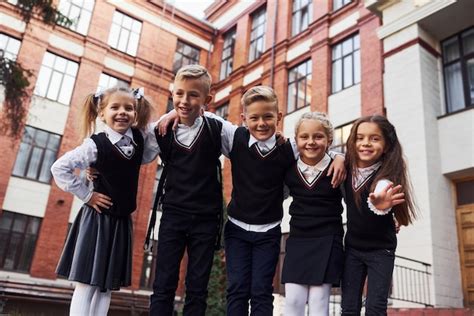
[284,160,344,238]
[90,128,144,217]
[344,169,397,251]
[228,127,295,224]
[156,118,222,215]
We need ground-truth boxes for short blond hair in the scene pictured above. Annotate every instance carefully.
[241,85,278,110]
[175,64,212,95]
[295,112,334,145]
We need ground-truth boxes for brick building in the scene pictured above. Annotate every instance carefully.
[0,0,472,315]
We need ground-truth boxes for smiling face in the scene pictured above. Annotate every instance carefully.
[172,78,212,126]
[355,122,386,168]
[99,91,136,134]
[242,100,282,142]
[296,119,329,166]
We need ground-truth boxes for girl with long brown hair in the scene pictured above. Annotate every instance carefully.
[341,115,416,315]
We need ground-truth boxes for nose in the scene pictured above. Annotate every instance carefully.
[257,117,266,126]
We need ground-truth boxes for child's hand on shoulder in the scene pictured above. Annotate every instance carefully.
[86,167,99,182]
[87,192,113,213]
[369,183,405,211]
[275,131,287,146]
[157,109,179,136]
[327,155,346,188]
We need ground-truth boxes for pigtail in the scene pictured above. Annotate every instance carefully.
[80,93,99,139]
[135,96,152,130]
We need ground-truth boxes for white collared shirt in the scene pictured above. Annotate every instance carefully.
[297,154,331,182]
[353,161,392,215]
[174,116,203,147]
[51,126,159,203]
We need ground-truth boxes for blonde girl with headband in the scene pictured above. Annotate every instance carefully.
[282,112,344,316]
[51,86,159,315]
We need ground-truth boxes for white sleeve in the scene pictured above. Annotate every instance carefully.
[367,179,393,215]
[141,122,161,164]
[289,138,299,160]
[50,138,98,202]
[204,111,237,158]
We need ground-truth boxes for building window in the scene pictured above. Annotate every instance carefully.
[331,122,353,153]
[287,59,312,113]
[12,126,61,183]
[58,0,94,35]
[215,102,229,120]
[442,28,474,113]
[333,0,352,11]
[173,40,200,73]
[332,34,360,93]
[97,73,129,92]
[292,0,312,36]
[0,211,42,272]
[0,33,21,61]
[34,52,79,104]
[108,11,142,56]
[249,7,266,63]
[220,28,236,80]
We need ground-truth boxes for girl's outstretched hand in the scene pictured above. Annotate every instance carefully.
[327,155,346,188]
[87,192,113,214]
[369,183,405,210]
[157,110,179,136]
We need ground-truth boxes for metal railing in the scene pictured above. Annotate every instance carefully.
[326,255,432,315]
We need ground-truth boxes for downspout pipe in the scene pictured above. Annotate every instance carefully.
[270,0,278,88]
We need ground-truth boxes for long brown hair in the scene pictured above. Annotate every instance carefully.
[80,86,152,139]
[345,115,417,226]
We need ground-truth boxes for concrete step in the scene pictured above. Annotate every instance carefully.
[388,308,473,315]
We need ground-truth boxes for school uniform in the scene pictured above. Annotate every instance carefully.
[282,155,344,287]
[150,116,223,316]
[52,126,158,292]
[225,126,295,316]
[341,162,396,316]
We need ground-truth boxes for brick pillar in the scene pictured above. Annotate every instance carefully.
[233,15,251,69]
[222,92,242,203]
[359,13,384,115]
[209,35,224,83]
[311,22,331,113]
[275,0,291,43]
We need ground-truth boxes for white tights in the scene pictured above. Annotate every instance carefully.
[284,283,331,316]
[70,283,112,316]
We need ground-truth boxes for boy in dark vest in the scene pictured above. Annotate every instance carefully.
[149,65,224,316]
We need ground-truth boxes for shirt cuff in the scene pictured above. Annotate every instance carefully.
[81,190,93,203]
[367,197,391,215]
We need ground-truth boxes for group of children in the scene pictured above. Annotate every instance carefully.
[51,64,416,316]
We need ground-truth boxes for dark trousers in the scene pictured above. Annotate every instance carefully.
[341,246,395,316]
[224,221,281,316]
[150,210,219,316]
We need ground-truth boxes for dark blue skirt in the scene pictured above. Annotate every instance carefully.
[281,234,344,286]
[56,204,133,291]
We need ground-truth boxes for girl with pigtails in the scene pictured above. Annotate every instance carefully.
[51,86,159,315]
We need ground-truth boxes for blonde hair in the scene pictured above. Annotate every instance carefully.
[241,85,278,111]
[295,112,334,145]
[80,86,152,139]
[175,64,212,95]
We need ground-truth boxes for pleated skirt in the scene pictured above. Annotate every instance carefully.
[56,204,133,291]
[281,234,344,286]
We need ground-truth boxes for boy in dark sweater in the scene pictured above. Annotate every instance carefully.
[149,65,224,316]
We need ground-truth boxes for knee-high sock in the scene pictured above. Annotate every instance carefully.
[308,283,331,316]
[284,283,309,316]
[90,288,112,316]
[70,283,96,316]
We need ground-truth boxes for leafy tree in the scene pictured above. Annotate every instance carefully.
[1,0,72,138]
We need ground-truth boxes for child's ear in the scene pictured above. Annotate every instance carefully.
[277,111,283,124]
[240,112,246,125]
[205,95,213,106]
